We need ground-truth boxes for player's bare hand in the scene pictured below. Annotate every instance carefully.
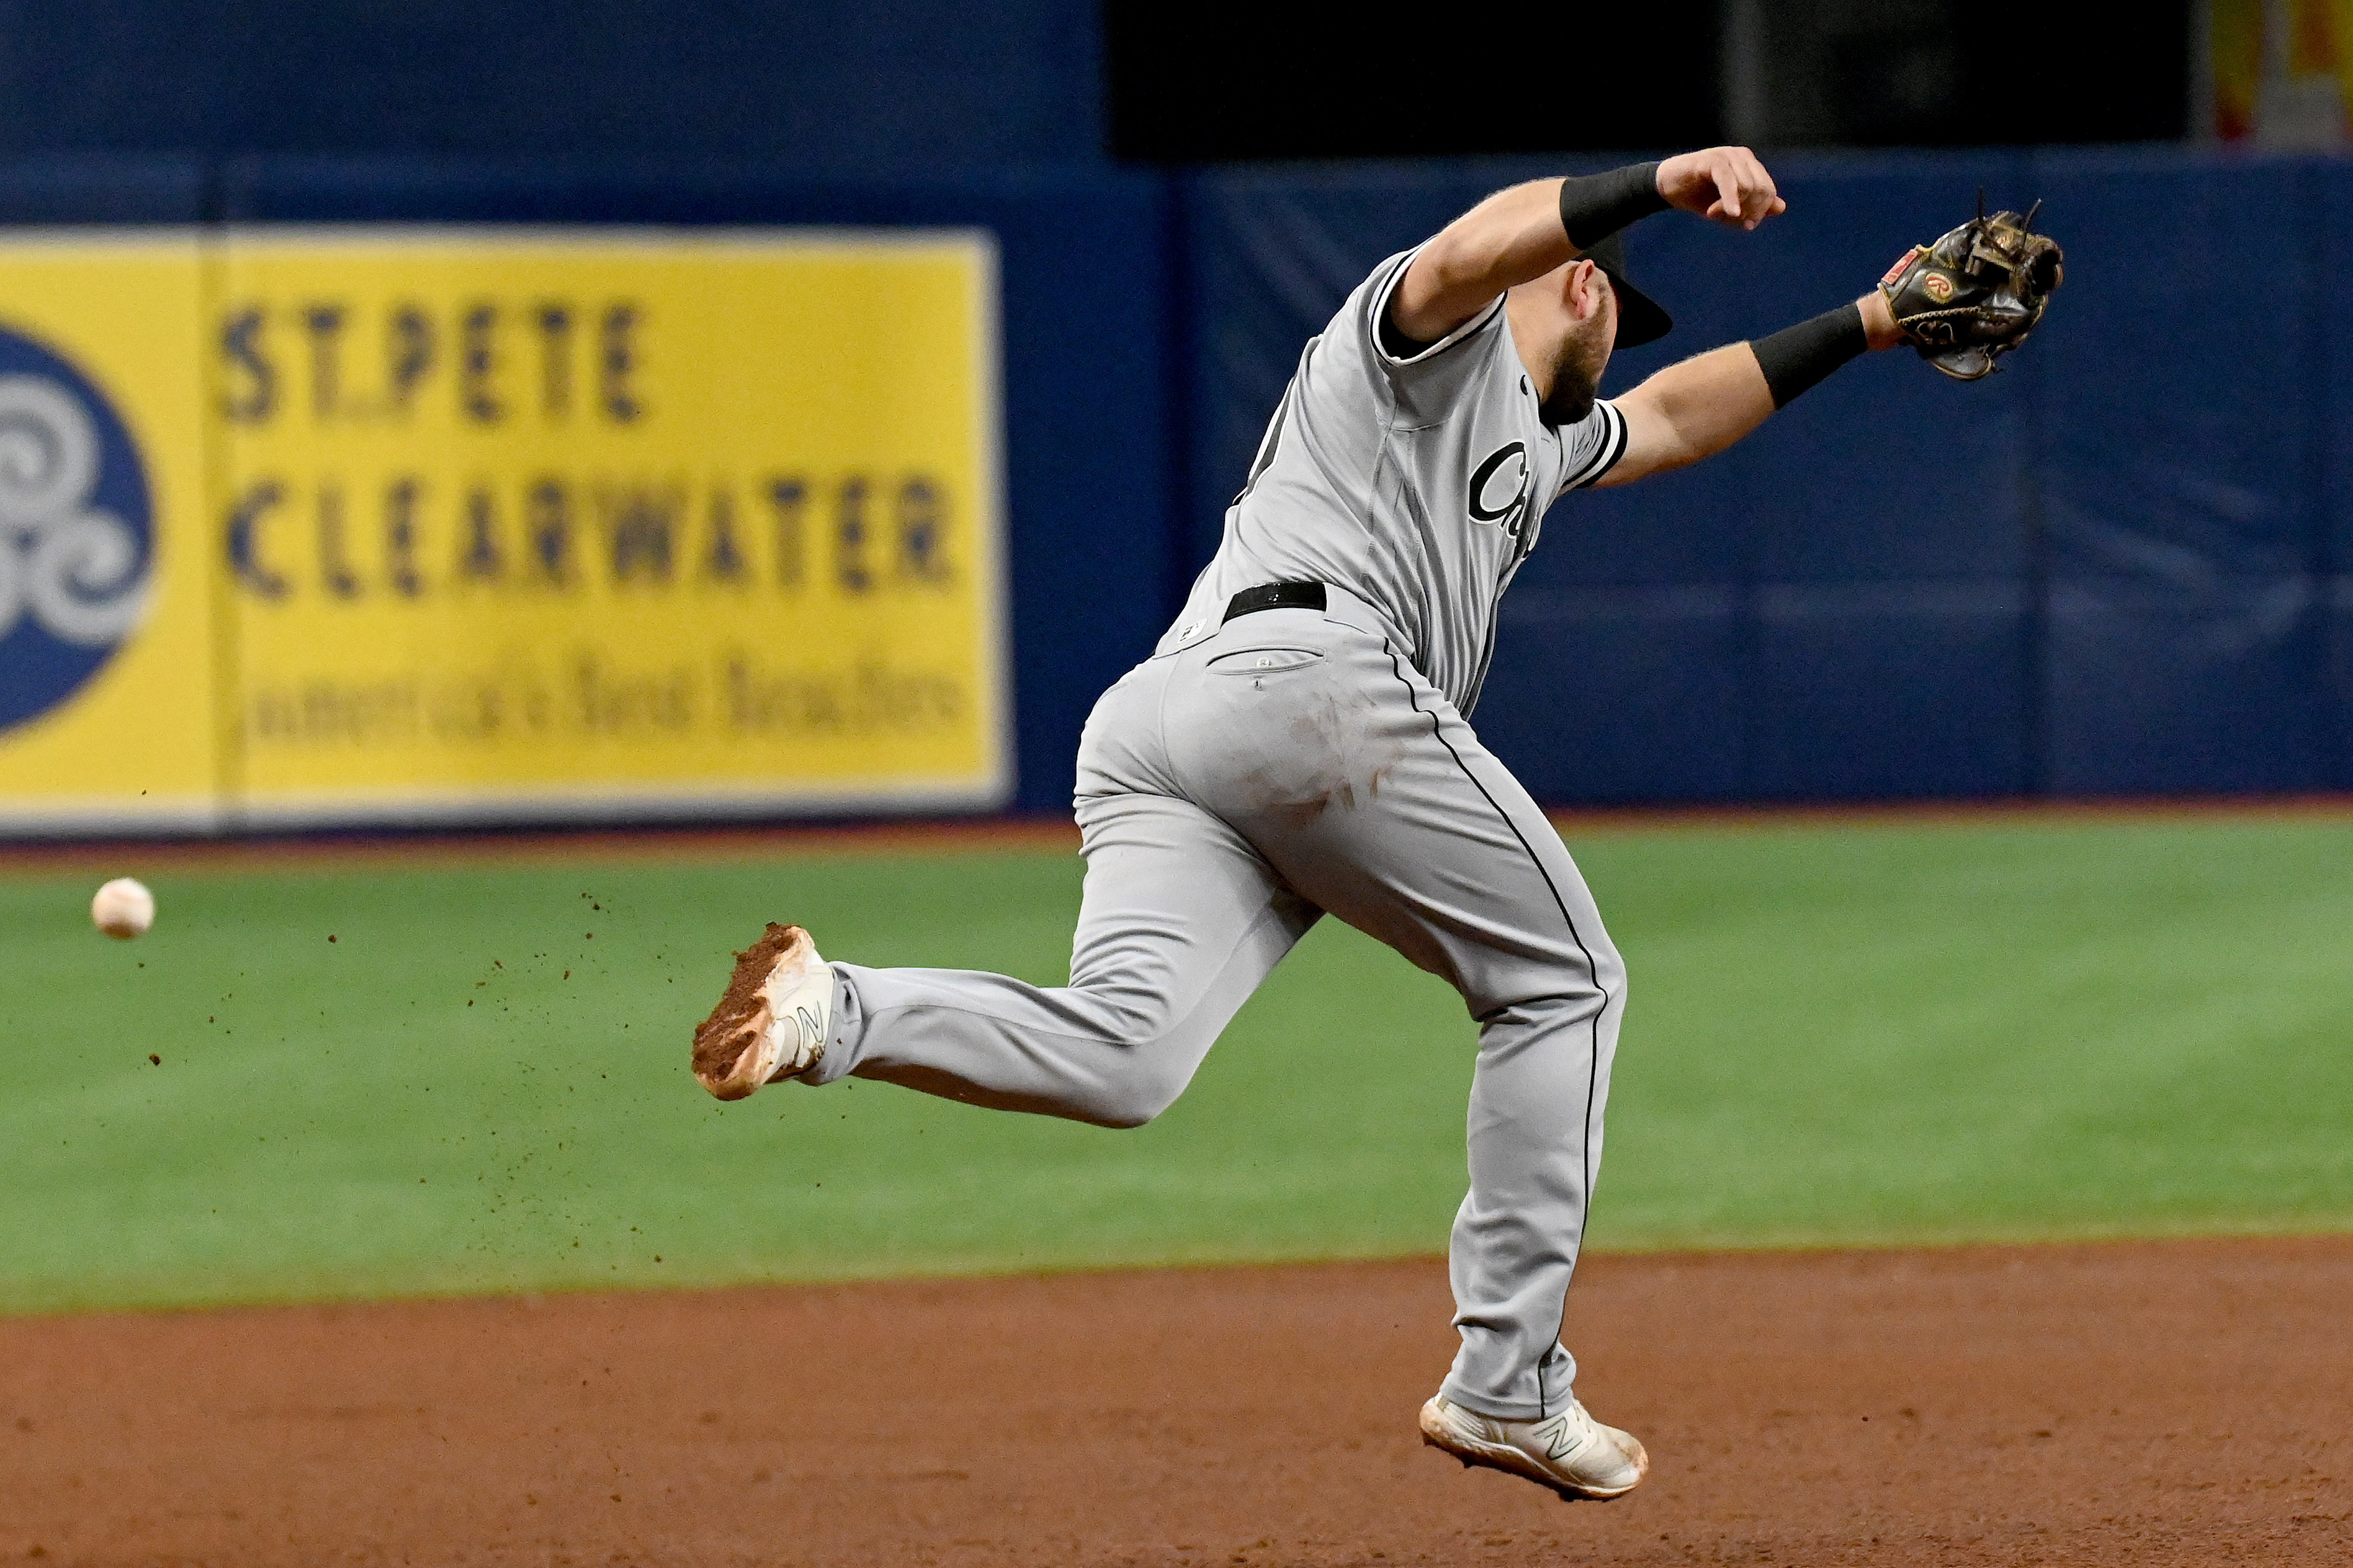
[1656,147,1785,231]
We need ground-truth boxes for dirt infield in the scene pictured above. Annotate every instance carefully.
[2,1237,2347,1567]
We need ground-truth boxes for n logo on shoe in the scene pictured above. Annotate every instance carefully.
[1542,1420,1587,1462]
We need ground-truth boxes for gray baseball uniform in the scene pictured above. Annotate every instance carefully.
[810,244,1632,1422]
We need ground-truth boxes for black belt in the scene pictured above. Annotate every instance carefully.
[1223,580,1326,622]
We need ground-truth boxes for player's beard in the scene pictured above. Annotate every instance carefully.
[1540,311,1613,426]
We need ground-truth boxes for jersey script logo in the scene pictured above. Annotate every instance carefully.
[1467,441,1532,539]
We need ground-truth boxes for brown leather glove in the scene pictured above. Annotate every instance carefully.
[1879,200,2064,381]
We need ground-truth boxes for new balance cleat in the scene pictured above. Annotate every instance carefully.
[1418,1392,1649,1502]
[692,923,832,1100]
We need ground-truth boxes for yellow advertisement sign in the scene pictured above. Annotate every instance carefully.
[0,228,1007,830]
[220,229,1007,822]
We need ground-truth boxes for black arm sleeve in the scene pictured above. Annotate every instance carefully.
[1750,303,1868,409]
[1556,163,1667,250]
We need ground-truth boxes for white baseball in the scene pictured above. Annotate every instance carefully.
[91,877,155,939]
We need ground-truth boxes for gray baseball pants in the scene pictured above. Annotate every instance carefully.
[808,587,1626,1421]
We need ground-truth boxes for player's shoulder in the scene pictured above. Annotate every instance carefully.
[1356,245,1422,304]
[1353,243,1505,375]
[1338,246,1422,344]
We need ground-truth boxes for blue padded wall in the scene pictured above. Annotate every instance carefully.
[0,156,207,222]
[1485,583,1749,802]
[0,2,1104,168]
[2321,159,2353,786]
[2031,151,2328,795]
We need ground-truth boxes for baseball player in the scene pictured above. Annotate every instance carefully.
[692,150,2061,1502]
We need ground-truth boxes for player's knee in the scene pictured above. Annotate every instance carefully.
[1075,1091,1167,1130]
[1526,945,1626,1013]
[1090,1057,1193,1128]
[1057,993,1208,1125]
[1089,1099,1159,1131]
[1072,1029,1199,1128]
[1480,972,1617,1036]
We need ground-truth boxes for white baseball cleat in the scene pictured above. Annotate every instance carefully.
[692,923,833,1100]
[1418,1392,1649,1502]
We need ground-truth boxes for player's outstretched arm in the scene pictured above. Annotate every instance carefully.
[1597,292,1902,487]
[1389,147,1785,346]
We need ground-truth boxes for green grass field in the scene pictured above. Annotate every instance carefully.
[5,812,2351,1315]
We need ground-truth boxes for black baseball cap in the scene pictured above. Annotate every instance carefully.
[1582,230,1672,349]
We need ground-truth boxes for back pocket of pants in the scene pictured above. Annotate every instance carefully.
[1207,647,1325,676]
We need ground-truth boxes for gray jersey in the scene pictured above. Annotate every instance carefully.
[1162,244,1629,715]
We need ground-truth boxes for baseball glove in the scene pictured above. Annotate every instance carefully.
[1878,199,2064,380]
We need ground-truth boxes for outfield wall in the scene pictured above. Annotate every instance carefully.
[0,150,2343,825]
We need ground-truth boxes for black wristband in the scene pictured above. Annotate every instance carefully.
[1751,302,1868,409]
[1556,162,1667,250]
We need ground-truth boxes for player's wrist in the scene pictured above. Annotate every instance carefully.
[1858,290,1900,351]
[1749,302,1869,409]
[1556,163,1667,251]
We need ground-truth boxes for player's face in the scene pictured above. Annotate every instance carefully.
[1543,264,1615,423]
